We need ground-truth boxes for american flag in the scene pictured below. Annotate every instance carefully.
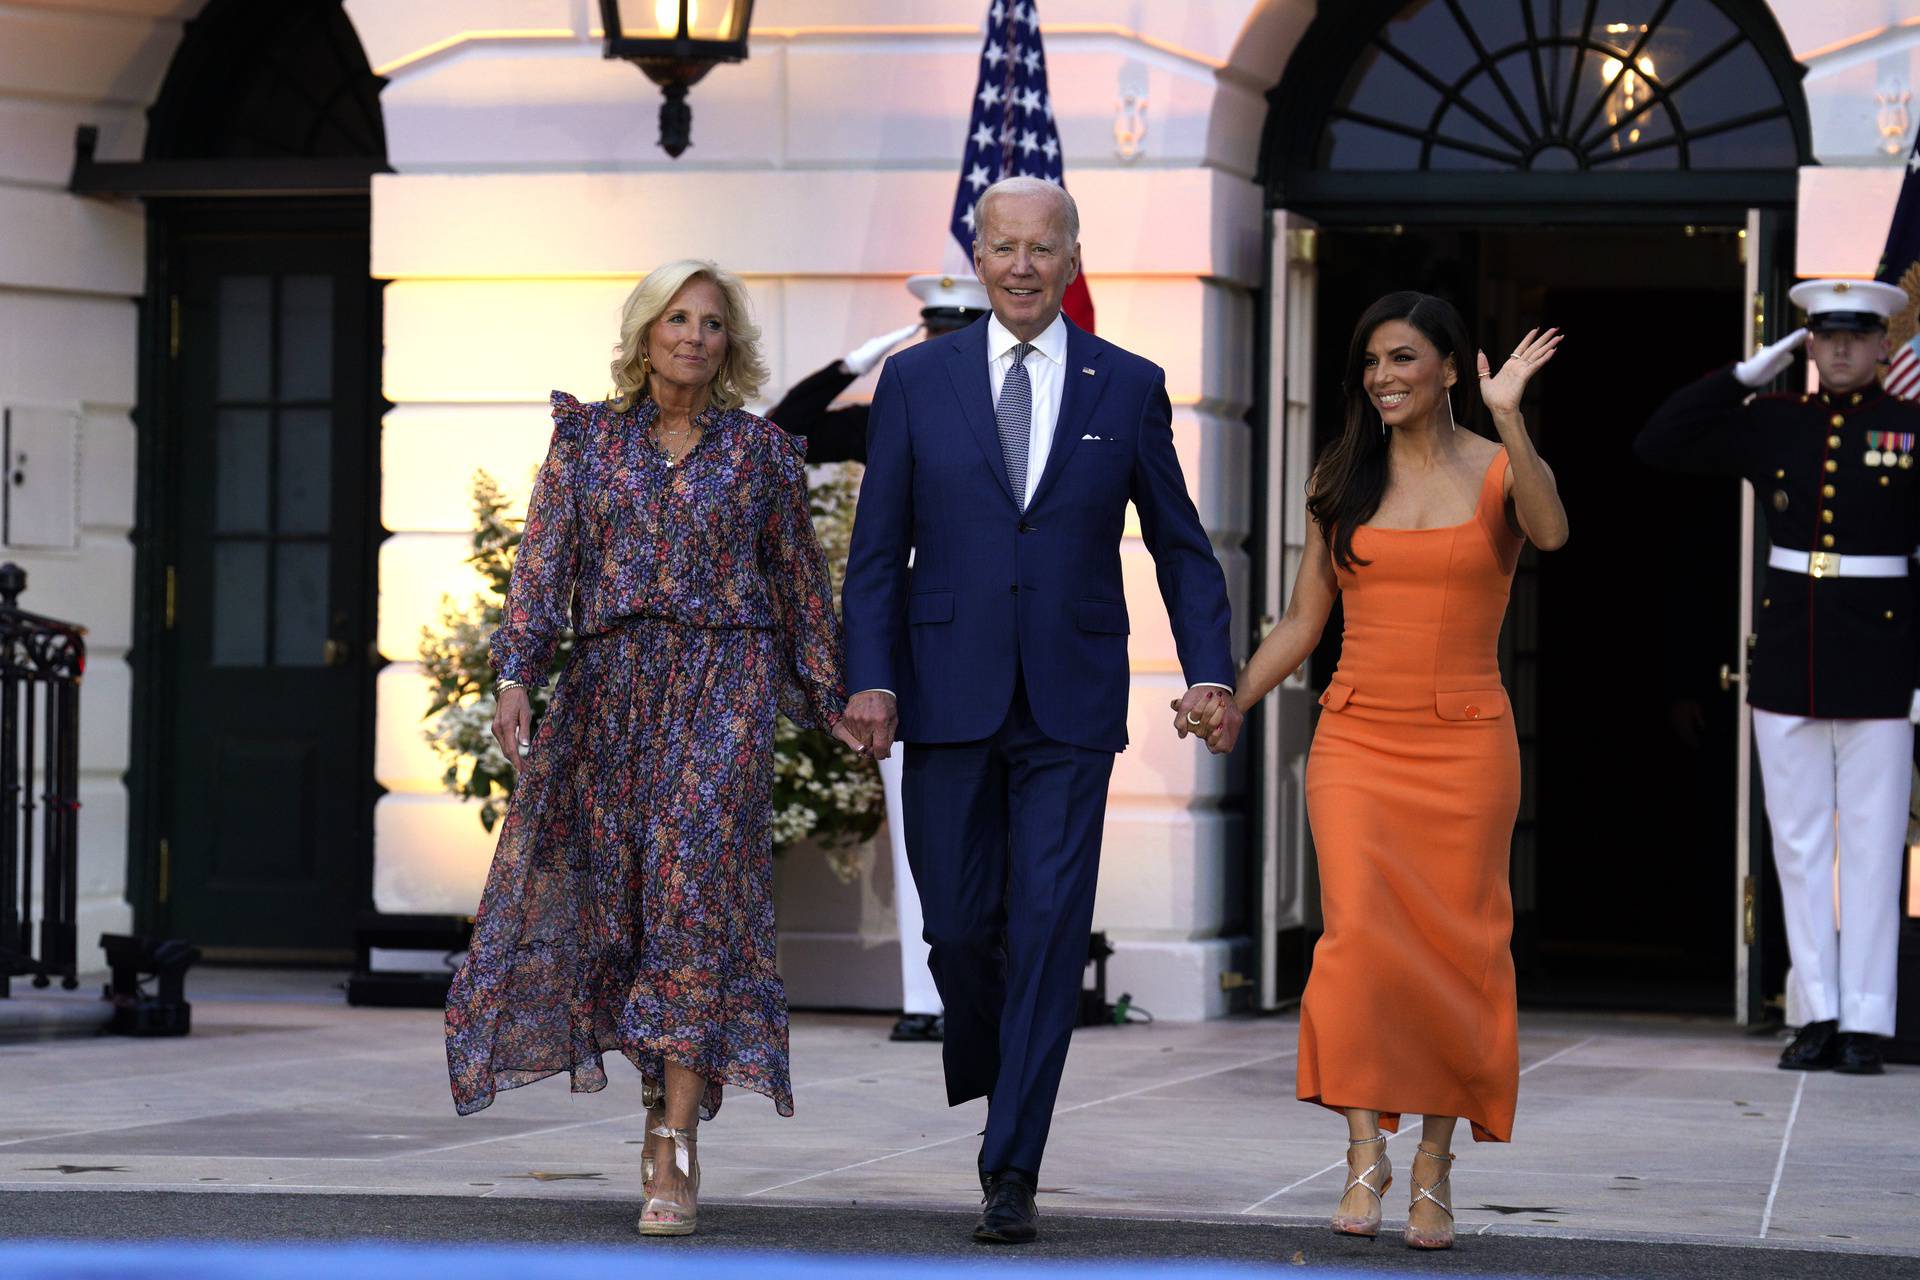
[1876,130,1920,398]
[948,0,1095,332]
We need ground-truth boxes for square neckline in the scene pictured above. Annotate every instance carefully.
[1358,448,1508,534]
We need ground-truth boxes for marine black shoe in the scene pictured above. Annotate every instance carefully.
[1778,1018,1839,1071]
[1834,1032,1886,1075]
[973,1170,1038,1244]
[889,1013,944,1042]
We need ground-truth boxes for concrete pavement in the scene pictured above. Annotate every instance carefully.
[0,969,1914,1271]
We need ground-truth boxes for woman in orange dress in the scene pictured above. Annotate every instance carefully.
[1204,292,1568,1249]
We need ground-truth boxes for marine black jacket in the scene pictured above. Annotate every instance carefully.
[1636,367,1920,719]
[766,362,868,464]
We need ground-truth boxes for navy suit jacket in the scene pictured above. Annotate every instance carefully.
[841,315,1233,754]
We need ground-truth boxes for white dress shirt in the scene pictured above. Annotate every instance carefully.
[854,307,1228,704]
[986,311,1067,508]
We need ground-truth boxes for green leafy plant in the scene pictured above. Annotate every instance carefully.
[420,463,883,879]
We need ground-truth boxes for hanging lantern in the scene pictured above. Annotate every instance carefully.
[599,0,755,158]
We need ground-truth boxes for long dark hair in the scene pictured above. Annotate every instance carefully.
[1307,291,1480,572]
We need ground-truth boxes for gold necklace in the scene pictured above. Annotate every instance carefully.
[654,419,700,466]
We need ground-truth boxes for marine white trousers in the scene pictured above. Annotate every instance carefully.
[880,751,942,1016]
[1751,709,1908,1036]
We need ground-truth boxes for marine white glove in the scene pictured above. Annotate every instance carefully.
[843,323,923,376]
[1733,327,1807,389]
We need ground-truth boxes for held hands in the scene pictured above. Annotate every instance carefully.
[1169,687,1243,755]
[1476,327,1564,415]
[1734,327,1808,389]
[840,689,899,760]
[491,685,533,764]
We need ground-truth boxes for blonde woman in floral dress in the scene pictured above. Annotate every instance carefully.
[444,259,864,1237]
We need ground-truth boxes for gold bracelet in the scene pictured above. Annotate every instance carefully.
[495,678,525,695]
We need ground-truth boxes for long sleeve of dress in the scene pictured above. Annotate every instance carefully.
[761,431,848,729]
[489,392,585,686]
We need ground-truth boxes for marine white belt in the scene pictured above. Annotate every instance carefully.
[1767,545,1909,579]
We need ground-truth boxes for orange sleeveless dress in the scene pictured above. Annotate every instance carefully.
[1297,448,1522,1143]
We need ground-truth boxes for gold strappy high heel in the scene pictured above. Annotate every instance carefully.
[1331,1134,1392,1237]
[636,1125,699,1237]
[1404,1144,1455,1250]
[639,1077,664,1196]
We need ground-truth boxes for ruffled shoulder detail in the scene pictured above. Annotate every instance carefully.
[549,390,592,441]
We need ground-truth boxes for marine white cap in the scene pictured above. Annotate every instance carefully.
[1788,278,1907,333]
[907,273,990,315]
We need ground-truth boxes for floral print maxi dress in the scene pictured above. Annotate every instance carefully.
[445,391,846,1120]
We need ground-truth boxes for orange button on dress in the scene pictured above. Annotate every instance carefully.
[1297,448,1523,1143]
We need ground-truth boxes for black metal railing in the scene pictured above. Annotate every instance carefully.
[0,563,85,997]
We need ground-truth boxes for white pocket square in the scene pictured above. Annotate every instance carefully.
[1081,432,1104,440]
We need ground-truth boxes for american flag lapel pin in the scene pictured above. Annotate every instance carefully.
[1081,366,1096,375]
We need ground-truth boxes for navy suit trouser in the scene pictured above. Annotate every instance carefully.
[900,672,1115,1180]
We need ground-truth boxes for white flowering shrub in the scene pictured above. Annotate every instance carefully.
[420,463,883,873]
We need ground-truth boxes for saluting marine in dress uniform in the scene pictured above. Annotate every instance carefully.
[1637,279,1917,1075]
[766,274,991,1043]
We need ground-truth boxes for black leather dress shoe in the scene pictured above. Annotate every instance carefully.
[1834,1032,1886,1075]
[1778,1019,1839,1071]
[973,1171,1038,1244]
[889,1013,945,1042]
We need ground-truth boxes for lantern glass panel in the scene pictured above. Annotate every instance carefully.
[622,0,742,40]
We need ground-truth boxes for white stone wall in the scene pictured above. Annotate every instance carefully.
[356,0,1301,1018]
[3,0,1900,1007]
[1782,3,1920,275]
[0,0,197,971]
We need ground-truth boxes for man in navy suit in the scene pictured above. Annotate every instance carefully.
[840,177,1242,1244]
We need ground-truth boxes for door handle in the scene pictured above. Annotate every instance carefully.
[323,638,351,667]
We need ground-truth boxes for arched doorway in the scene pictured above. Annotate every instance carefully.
[1251,0,1811,1022]
[116,0,389,960]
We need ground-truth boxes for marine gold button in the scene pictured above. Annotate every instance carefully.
[1822,534,1836,547]
[1829,434,1842,447]
[1826,459,1839,472]
[1823,484,1836,497]
[1776,469,1787,479]
[1883,475,1893,487]
[1832,414,1846,427]
[1822,510,1834,523]
[1762,597,1771,608]
[1887,611,1896,621]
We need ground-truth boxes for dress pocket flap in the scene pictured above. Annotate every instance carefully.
[1319,682,1354,711]
[1071,598,1129,635]
[908,591,954,624]
[1435,689,1506,721]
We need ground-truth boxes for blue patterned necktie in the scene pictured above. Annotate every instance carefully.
[996,342,1035,508]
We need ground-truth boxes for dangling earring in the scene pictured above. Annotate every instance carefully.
[1445,385,1457,433]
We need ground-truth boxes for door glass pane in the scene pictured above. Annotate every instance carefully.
[215,410,270,533]
[279,275,334,401]
[1688,116,1797,170]
[277,409,332,534]
[273,542,329,667]
[212,540,268,666]
[1322,117,1423,169]
[217,277,271,401]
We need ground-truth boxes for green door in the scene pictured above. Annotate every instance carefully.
[159,211,380,959]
